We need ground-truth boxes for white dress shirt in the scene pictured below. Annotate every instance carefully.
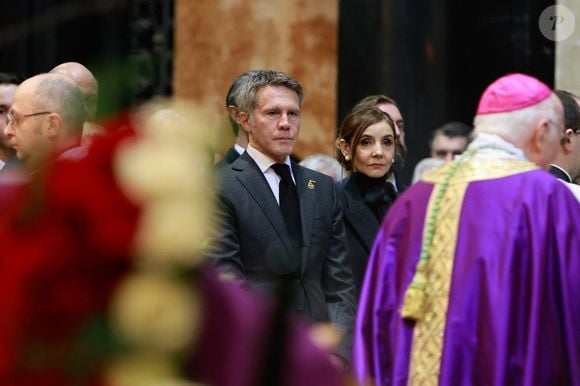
[246,144,295,204]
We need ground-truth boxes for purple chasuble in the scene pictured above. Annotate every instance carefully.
[353,168,580,386]
[188,267,343,386]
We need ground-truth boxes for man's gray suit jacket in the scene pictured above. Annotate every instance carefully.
[209,152,357,359]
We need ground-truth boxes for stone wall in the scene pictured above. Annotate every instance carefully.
[174,0,339,160]
[555,0,580,94]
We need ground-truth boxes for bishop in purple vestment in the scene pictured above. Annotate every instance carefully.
[353,73,580,386]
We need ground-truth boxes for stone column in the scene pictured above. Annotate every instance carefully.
[174,0,339,160]
[555,0,580,94]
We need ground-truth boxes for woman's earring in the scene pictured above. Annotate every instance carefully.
[345,155,351,161]
[392,158,394,163]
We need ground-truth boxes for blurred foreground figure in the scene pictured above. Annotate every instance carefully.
[299,154,344,182]
[353,73,580,386]
[0,101,345,386]
[411,157,445,184]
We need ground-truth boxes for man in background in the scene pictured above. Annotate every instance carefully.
[4,73,85,174]
[550,89,580,199]
[429,121,472,161]
[50,62,103,144]
[0,72,24,172]
[215,70,259,168]
[299,154,344,183]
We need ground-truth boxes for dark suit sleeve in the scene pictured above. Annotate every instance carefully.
[322,181,357,361]
[206,191,247,281]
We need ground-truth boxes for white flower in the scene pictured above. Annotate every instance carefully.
[110,273,201,353]
[113,100,217,265]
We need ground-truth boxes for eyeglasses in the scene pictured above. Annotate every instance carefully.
[6,110,52,126]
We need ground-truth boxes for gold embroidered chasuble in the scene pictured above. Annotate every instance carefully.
[407,158,537,386]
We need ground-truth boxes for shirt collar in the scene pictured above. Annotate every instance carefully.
[234,143,245,155]
[246,143,291,173]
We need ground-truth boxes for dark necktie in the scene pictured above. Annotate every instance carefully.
[271,163,302,256]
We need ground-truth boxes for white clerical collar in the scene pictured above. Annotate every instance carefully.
[246,143,292,173]
[468,133,527,161]
[550,163,572,182]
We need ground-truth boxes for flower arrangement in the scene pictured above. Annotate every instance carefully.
[0,100,218,386]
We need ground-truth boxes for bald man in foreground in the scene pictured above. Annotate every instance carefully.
[51,62,103,143]
[4,73,85,174]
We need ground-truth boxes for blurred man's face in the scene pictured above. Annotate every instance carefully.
[376,102,406,169]
[431,133,468,161]
[0,83,18,148]
[566,97,580,179]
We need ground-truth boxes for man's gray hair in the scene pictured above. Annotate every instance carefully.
[235,69,303,115]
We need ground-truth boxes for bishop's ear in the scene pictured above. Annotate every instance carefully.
[530,117,560,168]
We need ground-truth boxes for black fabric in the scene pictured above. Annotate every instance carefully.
[271,164,303,257]
[351,172,397,222]
[549,165,572,183]
[214,147,241,170]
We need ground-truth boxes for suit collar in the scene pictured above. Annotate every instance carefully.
[233,152,301,268]
[223,147,241,164]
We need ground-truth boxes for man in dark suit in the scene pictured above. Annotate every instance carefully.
[215,70,259,168]
[208,69,356,366]
[550,90,580,183]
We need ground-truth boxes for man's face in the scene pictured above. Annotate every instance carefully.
[431,133,468,161]
[376,102,407,164]
[4,84,50,170]
[0,84,18,148]
[566,98,580,179]
[242,85,300,163]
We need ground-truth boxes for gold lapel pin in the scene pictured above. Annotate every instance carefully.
[307,179,316,189]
